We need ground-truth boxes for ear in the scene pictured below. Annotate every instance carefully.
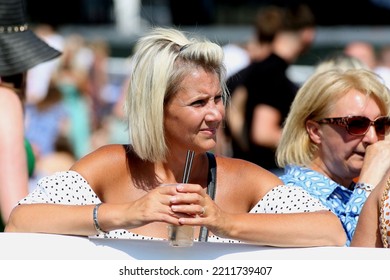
[306,119,322,144]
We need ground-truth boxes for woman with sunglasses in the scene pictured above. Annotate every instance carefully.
[275,68,390,246]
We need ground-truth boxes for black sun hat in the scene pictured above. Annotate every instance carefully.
[0,0,61,76]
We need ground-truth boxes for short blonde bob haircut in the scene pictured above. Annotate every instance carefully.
[125,27,228,162]
[276,68,390,168]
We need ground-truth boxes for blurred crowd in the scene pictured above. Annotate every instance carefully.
[23,4,390,191]
[24,24,129,191]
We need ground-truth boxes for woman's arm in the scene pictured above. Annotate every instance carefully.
[5,169,105,235]
[0,87,29,223]
[178,189,346,247]
[214,211,346,247]
[177,159,347,247]
[351,174,389,247]
[251,104,282,149]
[226,86,249,151]
[5,184,183,236]
[6,204,98,235]
[5,155,184,236]
[357,140,390,189]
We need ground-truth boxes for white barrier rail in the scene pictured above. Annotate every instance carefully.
[1,232,389,260]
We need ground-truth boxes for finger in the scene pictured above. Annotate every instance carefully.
[199,206,206,217]
[177,216,205,226]
[171,204,205,217]
[170,192,203,205]
[175,183,206,195]
[158,184,181,195]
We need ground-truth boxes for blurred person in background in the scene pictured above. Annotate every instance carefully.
[24,80,72,191]
[222,3,316,175]
[344,41,378,70]
[54,34,93,159]
[311,52,368,76]
[88,38,111,131]
[218,5,287,157]
[0,0,61,230]
[374,45,390,89]
[25,23,64,105]
[222,5,284,80]
[344,41,390,90]
[31,135,76,190]
[25,80,69,160]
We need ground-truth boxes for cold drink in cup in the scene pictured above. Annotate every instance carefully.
[168,225,194,247]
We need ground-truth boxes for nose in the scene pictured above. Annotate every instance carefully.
[363,124,380,143]
[205,102,224,122]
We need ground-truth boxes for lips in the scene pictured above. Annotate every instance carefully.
[200,128,217,135]
[354,151,365,158]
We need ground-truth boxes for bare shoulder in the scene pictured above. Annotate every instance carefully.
[73,144,128,165]
[70,144,130,186]
[214,155,283,195]
[0,86,18,100]
[0,87,23,112]
[215,155,282,181]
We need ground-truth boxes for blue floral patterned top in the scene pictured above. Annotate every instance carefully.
[280,165,370,246]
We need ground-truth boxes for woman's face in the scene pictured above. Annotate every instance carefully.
[164,68,224,154]
[311,89,384,183]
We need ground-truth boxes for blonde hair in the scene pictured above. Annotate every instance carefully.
[276,68,390,167]
[125,27,228,162]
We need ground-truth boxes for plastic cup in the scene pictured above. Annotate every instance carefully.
[168,225,194,247]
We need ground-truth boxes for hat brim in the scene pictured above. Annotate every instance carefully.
[0,29,61,76]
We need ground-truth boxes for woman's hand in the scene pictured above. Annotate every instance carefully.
[169,184,207,218]
[124,184,183,228]
[359,140,390,188]
[170,183,231,238]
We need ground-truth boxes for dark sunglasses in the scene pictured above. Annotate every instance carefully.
[317,115,390,136]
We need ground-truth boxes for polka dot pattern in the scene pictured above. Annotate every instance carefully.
[250,185,329,214]
[20,171,327,244]
[19,170,99,205]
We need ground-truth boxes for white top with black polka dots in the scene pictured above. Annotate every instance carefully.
[19,171,329,243]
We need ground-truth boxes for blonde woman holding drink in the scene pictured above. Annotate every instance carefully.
[6,27,345,247]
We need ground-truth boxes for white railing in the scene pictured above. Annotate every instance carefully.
[0,232,389,260]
